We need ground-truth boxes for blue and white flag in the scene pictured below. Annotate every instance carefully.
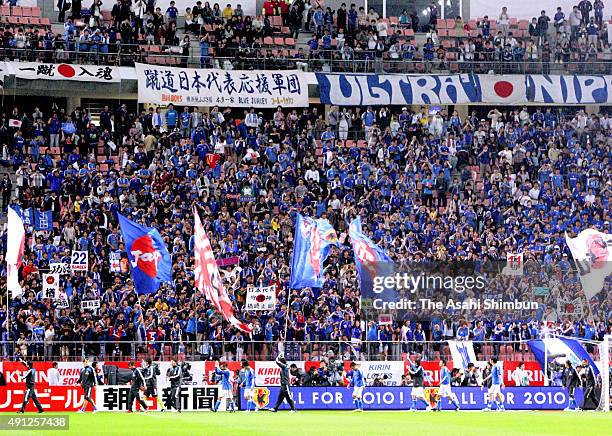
[117,213,173,294]
[289,214,339,289]
[34,209,53,231]
[528,337,599,375]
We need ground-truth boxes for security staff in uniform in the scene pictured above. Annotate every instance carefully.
[563,360,581,411]
[166,359,183,412]
[581,359,599,409]
[18,360,44,413]
[127,361,148,412]
[269,353,297,412]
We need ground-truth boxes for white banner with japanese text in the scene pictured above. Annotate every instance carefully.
[135,63,309,107]
[10,62,120,82]
[245,285,277,311]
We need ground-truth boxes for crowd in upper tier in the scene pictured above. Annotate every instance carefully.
[0,1,610,72]
[0,98,610,361]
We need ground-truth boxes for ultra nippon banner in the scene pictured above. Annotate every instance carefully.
[136,63,308,107]
[316,73,612,105]
[242,387,584,411]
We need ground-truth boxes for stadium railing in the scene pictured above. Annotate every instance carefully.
[2,339,596,362]
[1,46,610,74]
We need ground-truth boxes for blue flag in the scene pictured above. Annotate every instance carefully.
[348,217,395,299]
[528,337,599,375]
[34,209,53,231]
[289,214,339,289]
[117,213,173,294]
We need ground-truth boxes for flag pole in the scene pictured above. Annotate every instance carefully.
[282,287,291,355]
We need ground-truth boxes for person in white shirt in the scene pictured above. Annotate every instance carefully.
[498,6,510,36]
[48,362,61,386]
[304,167,320,183]
[376,18,388,38]
[244,108,259,129]
[511,362,530,386]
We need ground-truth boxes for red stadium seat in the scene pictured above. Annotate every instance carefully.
[285,37,295,46]
[263,36,273,45]
[436,19,446,28]
[30,17,40,25]
[31,6,41,17]
[273,37,284,45]
[40,17,50,26]
[22,6,32,16]
[12,6,23,16]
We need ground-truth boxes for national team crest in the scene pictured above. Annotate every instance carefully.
[425,387,439,408]
[253,387,270,409]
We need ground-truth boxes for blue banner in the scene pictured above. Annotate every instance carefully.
[316,73,480,106]
[242,387,584,410]
[289,214,339,289]
[316,73,612,106]
[117,213,172,294]
[33,209,53,231]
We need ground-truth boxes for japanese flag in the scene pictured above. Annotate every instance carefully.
[8,119,22,128]
[479,75,526,105]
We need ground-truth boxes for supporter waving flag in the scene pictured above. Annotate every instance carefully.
[289,214,340,289]
[117,213,172,294]
[193,207,252,333]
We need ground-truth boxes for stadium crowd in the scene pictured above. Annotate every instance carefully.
[0,96,610,363]
[0,1,610,72]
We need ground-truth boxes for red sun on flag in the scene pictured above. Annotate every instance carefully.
[46,276,55,284]
[493,80,514,98]
[57,64,76,78]
[256,294,266,303]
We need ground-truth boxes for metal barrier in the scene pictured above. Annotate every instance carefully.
[1,46,610,74]
[1,340,555,362]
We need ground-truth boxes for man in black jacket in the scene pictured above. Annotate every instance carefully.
[166,359,182,412]
[563,360,581,411]
[78,358,98,413]
[127,361,148,413]
[581,359,599,409]
[269,354,296,412]
[18,360,44,413]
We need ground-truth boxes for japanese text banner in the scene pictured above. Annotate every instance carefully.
[11,62,120,82]
[136,63,308,108]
